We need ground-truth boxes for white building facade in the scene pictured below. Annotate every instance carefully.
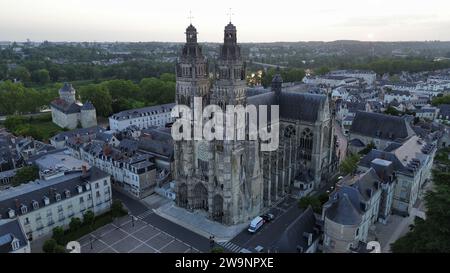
[109,103,175,132]
[0,167,112,241]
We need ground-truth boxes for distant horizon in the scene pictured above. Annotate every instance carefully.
[2,0,450,42]
[3,39,450,44]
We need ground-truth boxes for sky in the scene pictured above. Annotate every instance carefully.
[1,0,450,42]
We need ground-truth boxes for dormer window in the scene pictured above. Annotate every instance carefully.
[32,201,39,210]
[11,238,20,251]
[20,205,27,214]
[85,184,90,190]
[65,190,71,198]
[43,196,50,206]
[8,209,15,218]
[55,193,61,202]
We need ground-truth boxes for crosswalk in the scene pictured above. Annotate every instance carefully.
[218,241,244,253]
[136,210,154,220]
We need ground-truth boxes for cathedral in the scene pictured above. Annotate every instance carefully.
[173,22,337,225]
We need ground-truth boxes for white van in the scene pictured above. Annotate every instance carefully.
[248,216,264,233]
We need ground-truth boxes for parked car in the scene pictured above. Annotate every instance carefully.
[261,213,275,222]
[248,216,265,233]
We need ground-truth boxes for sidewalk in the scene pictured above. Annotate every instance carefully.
[153,202,248,242]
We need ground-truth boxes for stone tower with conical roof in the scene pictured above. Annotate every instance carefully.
[59,83,76,104]
[80,101,97,128]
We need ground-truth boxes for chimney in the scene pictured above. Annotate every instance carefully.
[14,199,20,209]
[82,165,87,176]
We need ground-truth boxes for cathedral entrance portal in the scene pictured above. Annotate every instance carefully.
[193,182,208,210]
[177,183,188,208]
[212,194,224,222]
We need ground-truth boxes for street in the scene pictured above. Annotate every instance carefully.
[112,190,211,252]
[224,196,302,253]
[333,119,348,162]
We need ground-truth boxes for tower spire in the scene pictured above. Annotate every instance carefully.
[227,8,234,23]
[187,10,194,25]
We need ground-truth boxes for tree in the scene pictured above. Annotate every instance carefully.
[0,81,51,114]
[160,73,175,82]
[69,217,82,231]
[79,84,112,117]
[111,200,126,218]
[384,106,400,116]
[318,193,330,205]
[358,142,376,155]
[315,66,330,75]
[43,239,57,253]
[211,246,224,253]
[10,66,31,82]
[31,69,50,84]
[83,210,95,227]
[54,245,66,253]
[11,165,39,187]
[432,95,450,106]
[298,197,322,213]
[52,226,65,245]
[340,153,359,175]
[4,115,26,131]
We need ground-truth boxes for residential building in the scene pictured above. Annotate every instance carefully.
[0,218,30,253]
[81,143,156,199]
[108,103,175,132]
[359,136,436,215]
[50,126,105,149]
[348,111,415,153]
[0,167,111,241]
[322,168,382,253]
[273,206,320,253]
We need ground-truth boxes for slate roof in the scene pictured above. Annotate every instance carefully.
[0,167,108,219]
[325,168,383,226]
[51,126,105,143]
[279,92,327,122]
[438,104,450,118]
[246,91,327,123]
[81,101,95,110]
[350,111,415,141]
[138,138,174,159]
[0,219,28,253]
[95,132,114,143]
[50,98,81,114]
[59,83,75,93]
[325,193,362,226]
[349,138,365,147]
[274,206,319,253]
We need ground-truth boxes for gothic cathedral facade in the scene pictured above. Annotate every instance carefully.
[174,22,336,225]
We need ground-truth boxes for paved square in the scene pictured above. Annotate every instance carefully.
[111,236,143,253]
[101,229,128,245]
[79,215,200,253]
[130,244,157,253]
[132,226,160,241]
[146,234,173,249]
[100,247,118,253]
[161,240,190,253]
